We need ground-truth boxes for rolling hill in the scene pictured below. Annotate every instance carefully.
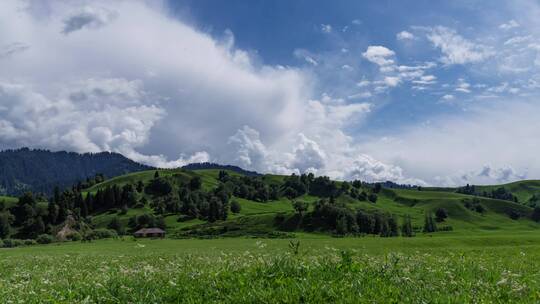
[81,168,540,237]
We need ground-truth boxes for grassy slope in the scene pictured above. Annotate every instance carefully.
[476,180,540,203]
[0,195,17,207]
[83,168,540,235]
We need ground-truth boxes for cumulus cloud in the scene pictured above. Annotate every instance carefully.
[320,24,332,33]
[358,101,540,186]
[426,26,493,65]
[362,46,395,67]
[0,0,415,183]
[499,20,520,30]
[396,31,415,41]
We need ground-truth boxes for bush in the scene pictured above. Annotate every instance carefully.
[89,229,118,240]
[36,234,54,244]
[66,232,82,241]
[230,200,242,214]
[2,239,24,248]
[23,239,37,246]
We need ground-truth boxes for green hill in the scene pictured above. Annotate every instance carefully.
[80,169,540,238]
[475,180,540,204]
[4,165,540,241]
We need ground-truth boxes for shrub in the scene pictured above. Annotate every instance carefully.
[66,232,82,241]
[89,229,118,240]
[2,239,24,248]
[230,200,242,214]
[36,234,54,244]
[435,208,448,222]
[23,239,37,246]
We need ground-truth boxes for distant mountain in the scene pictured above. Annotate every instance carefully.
[0,148,152,196]
[182,162,261,176]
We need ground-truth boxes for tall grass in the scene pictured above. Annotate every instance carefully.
[0,242,538,303]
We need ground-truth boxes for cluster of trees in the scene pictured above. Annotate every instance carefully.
[462,198,486,214]
[219,171,379,204]
[528,194,540,207]
[456,185,518,203]
[218,171,278,202]
[288,198,414,237]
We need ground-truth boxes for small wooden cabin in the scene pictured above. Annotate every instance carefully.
[133,228,165,238]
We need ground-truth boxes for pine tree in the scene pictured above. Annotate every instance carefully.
[81,197,89,218]
[0,213,11,239]
[108,216,124,234]
[388,215,399,237]
[401,215,414,237]
[423,213,437,233]
[47,202,59,225]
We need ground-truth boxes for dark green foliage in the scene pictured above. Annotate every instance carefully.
[463,198,485,214]
[0,212,11,238]
[189,177,202,191]
[0,148,150,196]
[88,229,118,240]
[108,216,124,235]
[36,234,53,244]
[457,184,518,202]
[293,201,308,217]
[145,178,172,196]
[368,193,378,203]
[230,200,241,213]
[435,208,448,222]
[423,213,437,233]
[532,206,540,222]
[508,210,520,220]
[128,214,165,230]
[388,216,400,237]
[401,215,414,237]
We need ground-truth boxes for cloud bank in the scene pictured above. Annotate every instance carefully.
[0,0,409,183]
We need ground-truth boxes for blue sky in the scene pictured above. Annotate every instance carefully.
[1,0,539,185]
[165,0,534,133]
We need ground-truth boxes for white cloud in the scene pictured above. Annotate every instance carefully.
[0,0,403,181]
[499,20,520,30]
[358,101,540,186]
[455,78,471,93]
[412,75,437,85]
[440,94,455,103]
[362,45,395,67]
[503,35,532,46]
[396,31,415,41]
[320,24,332,33]
[341,64,353,71]
[426,26,493,65]
[383,76,401,87]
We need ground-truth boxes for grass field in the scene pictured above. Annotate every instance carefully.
[1,233,540,303]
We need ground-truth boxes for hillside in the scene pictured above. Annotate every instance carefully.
[0,148,152,196]
[3,164,540,241]
[82,169,540,238]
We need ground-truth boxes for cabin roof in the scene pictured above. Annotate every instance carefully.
[134,228,165,234]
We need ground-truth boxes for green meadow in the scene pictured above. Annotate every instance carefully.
[1,233,540,303]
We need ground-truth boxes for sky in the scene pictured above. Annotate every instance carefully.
[1,0,540,186]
